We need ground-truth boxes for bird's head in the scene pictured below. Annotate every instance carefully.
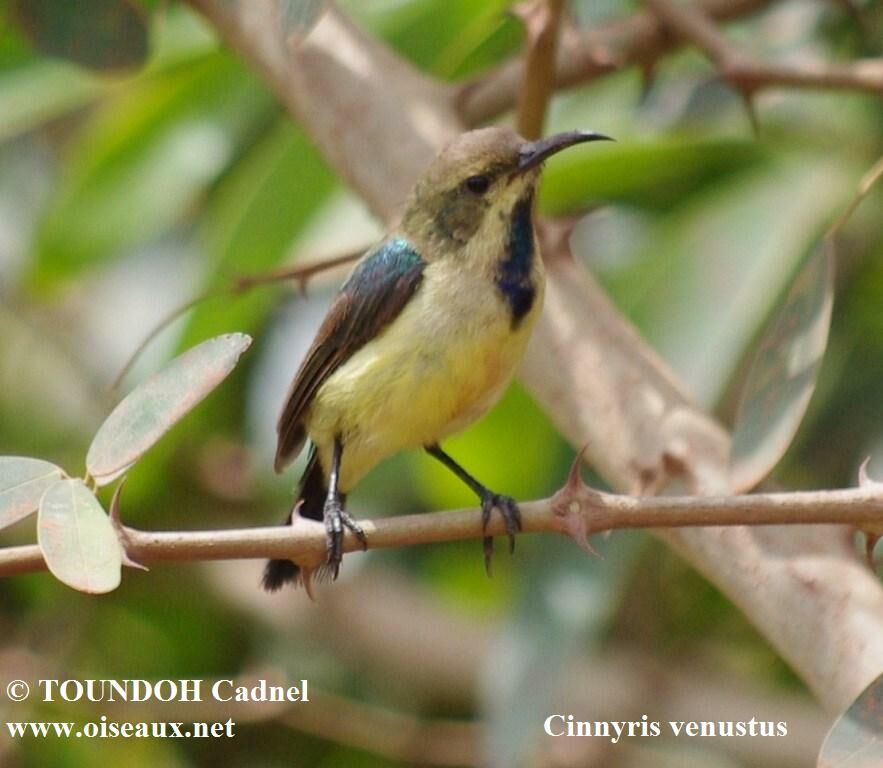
[400,126,611,259]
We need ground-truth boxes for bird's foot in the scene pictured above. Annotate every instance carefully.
[480,493,522,576]
[324,497,367,579]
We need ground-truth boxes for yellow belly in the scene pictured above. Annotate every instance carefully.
[305,261,543,490]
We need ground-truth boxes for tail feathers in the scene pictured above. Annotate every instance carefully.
[261,551,301,592]
[262,452,326,593]
[261,558,339,594]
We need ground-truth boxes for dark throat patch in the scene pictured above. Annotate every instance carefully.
[496,194,536,328]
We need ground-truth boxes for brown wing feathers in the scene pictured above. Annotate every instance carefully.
[273,239,425,473]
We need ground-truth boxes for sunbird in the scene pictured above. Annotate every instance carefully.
[264,126,611,592]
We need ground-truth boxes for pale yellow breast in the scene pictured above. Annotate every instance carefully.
[306,257,544,490]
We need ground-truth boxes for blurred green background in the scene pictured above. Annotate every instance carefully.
[1,0,882,766]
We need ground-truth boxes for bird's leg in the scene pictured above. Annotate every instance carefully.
[424,444,521,575]
[324,437,367,579]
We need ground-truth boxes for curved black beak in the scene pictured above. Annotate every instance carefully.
[516,130,613,174]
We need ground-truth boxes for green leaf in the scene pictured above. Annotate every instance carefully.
[0,61,104,144]
[0,457,65,530]
[37,478,122,593]
[178,122,337,349]
[592,153,856,408]
[32,53,272,283]
[818,672,883,767]
[342,0,518,79]
[539,138,763,213]
[729,244,834,491]
[86,333,252,485]
[0,6,222,145]
[10,0,150,72]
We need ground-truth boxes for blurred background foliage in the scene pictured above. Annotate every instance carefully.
[0,0,882,766]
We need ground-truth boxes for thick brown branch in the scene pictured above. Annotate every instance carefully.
[186,0,460,225]
[181,0,883,712]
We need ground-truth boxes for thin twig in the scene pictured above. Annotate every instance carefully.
[644,0,883,106]
[457,0,776,124]
[109,245,367,399]
[2,471,882,579]
[460,0,883,126]
[108,291,223,397]
[643,0,740,69]
[643,0,760,133]
[231,247,364,294]
[723,57,883,95]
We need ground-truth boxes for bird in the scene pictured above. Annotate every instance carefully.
[263,126,611,593]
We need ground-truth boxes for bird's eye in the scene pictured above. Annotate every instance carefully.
[464,175,490,195]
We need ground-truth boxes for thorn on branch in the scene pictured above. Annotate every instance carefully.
[858,457,881,489]
[856,458,883,569]
[566,446,589,493]
[550,450,601,557]
[110,480,148,572]
[301,566,317,602]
